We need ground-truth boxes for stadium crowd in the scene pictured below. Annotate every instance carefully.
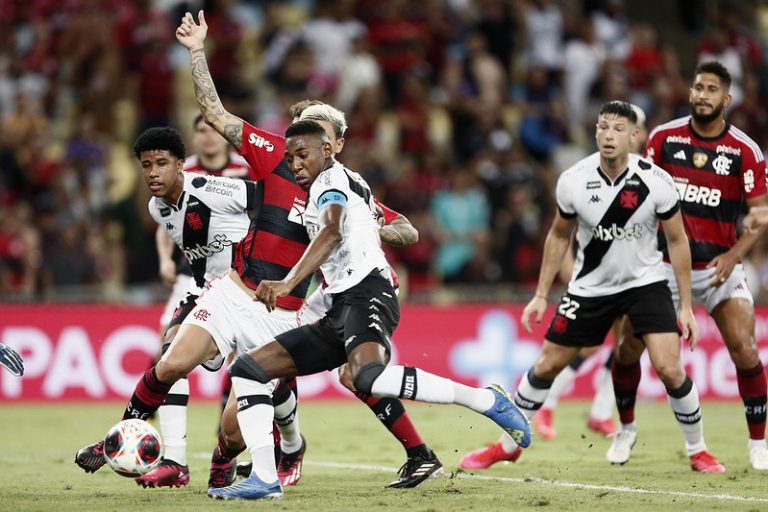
[1,0,768,301]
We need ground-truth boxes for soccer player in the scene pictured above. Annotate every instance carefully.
[461,100,724,473]
[176,11,444,489]
[0,342,23,376]
[638,60,768,470]
[146,114,258,488]
[529,104,649,444]
[73,126,263,486]
[202,118,530,500]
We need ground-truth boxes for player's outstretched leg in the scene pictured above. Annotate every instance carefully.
[75,367,173,473]
[136,377,191,487]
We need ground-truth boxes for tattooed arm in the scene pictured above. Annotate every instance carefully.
[379,214,419,247]
[176,10,244,150]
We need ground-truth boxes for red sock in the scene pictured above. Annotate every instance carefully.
[737,362,767,440]
[122,368,173,420]
[357,393,424,449]
[612,360,641,425]
[213,431,244,462]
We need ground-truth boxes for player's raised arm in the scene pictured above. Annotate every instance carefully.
[521,211,575,333]
[176,10,245,150]
[661,210,698,349]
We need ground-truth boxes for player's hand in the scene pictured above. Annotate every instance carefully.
[678,307,698,351]
[0,343,24,376]
[743,206,768,233]
[159,259,177,285]
[521,295,547,334]
[706,251,738,287]
[176,10,208,50]
[254,280,292,312]
[373,203,385,227]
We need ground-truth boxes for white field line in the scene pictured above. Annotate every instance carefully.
[192,453,768,504]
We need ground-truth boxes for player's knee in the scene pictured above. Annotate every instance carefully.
[338,363,355,392]
[155,357,190,383]
[352,362,386,396]
[654,361,684,387]
[230,353,271,383]
[160,342,171,356]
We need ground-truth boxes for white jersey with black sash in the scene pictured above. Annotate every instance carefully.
[148,172,255,294]
[557,152,680,297]
[303,160,390,294]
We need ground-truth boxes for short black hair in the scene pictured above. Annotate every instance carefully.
[133,127,186,160]
[599,100,637,124]
[694,61,732,89]
[285,119,329,141]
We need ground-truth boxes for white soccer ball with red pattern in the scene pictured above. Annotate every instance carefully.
[103,419,162,477]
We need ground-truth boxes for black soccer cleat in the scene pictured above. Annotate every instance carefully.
[75,440,106,473]
[236,460,252,479]
[386,449,444,488]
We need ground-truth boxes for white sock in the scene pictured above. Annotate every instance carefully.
[589,366,615,420]
[369,365,495,412]
[273,389,302,453]
[514,370,553,416]
[667,377,706,456]
[232,376,279,484]
[542,366,576,410]
[159,378,188,465]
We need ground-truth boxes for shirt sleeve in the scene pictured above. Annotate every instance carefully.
[555,173,576,219]
[238,122,286,181]
[741,143,768,199]
[644,129,662,165]
[652,165,680,219]
[373,197,399,225]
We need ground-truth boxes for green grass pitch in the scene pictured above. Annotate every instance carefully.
[1,400,767,511]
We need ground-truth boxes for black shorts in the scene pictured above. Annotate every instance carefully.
[275,270,400,375]
[167,293,199,330]
[545,281,679,347]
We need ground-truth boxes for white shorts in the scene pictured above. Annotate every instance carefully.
[183,273,301,363]
[665,263,753,313]
[159,274,194,328]
[298,286,332,326]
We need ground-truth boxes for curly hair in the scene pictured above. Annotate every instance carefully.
[133,127,186,160]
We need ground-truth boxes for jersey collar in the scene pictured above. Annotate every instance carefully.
[596,166,630,187]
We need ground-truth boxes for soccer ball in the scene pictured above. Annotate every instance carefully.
[103,419,162,477]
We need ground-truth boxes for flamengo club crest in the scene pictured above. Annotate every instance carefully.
[693,152,708,168]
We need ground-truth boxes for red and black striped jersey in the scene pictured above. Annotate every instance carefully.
[231,122,310,311]
[183,152,256,179]
[645,116,768,266]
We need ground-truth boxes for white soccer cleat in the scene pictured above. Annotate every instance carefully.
[606,429,637,465]
[749,445,768,470]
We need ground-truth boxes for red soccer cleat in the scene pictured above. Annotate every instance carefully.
[534,408,556,441]
[690,450,725,473]
[277,435,306,487]
[135,459,190,488]
[459,441,522,470]
[587,416,618,438]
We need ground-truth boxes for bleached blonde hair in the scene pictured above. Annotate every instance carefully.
[299,104,348,139]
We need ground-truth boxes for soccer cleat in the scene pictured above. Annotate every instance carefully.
[207,473,283,500]
[534,408,556,440]
[587,416,618,438]
[459,441,522,470]
[386,449,444,488]
[75,440,106,473]
[208,457,237,489]
[749,445,768,470]
[690,450,725,473]
[277,435,306,487]
[135,458,190,488]
[482,384,531,448]
[606,429,637,465]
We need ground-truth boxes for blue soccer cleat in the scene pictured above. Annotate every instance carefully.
[207,473,283,500]
[482,384,532,448]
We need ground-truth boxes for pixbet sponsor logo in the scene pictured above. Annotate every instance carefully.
[591,223,643,241]
[183,234,233,262]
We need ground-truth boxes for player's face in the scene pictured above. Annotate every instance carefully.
[140,150,184,201]
[285,134,333,191]
[192,120,228,158]
[595,114,635,161]
[689,72,731,124]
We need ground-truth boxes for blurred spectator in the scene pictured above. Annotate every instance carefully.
[430,167,491,283]
[591,0,631,61]
[522,0,564,84]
